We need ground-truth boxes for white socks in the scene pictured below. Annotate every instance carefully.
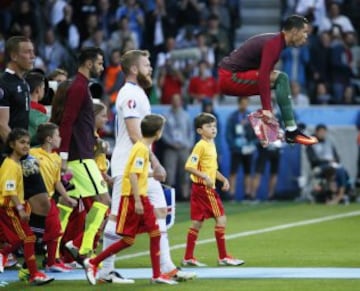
[99,219,121,277]
[158,218,176,273]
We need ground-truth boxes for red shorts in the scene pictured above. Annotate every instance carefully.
[190,184,225,221]
[0,206,35,246]
[116,196,158,238]
[43,199,62,242]
[218,68,260,97]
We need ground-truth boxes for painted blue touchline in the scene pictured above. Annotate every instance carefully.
[2,268,360,282]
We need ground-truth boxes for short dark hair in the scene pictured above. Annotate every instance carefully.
[5,128,30,154]
[36,122,59,144]
[120,50,149,75]
[25,72,45,94]
[315,124,327,131]
[5,36,31,63]
[78,47,104,66]
[194,112,217,129]
[282,15,308,31]
[141,114,165,138]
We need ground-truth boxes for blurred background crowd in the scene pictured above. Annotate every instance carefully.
[0,0,359,204]
[0,0,359,107]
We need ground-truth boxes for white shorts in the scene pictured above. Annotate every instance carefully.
[148,177,167,209]
[110,176,167,215]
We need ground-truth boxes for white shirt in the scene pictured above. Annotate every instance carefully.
[110,82,151,177]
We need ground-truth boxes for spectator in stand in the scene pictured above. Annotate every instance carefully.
[56,4,80,50]
[108,16,139,52]
[201,0,231,31]
[280,43,310,92]
[175,26,197,49]
[38,28,70,73]
[188,60,219,103]
[162,93,194,200]
[115,0,145,48]
[50,0,67,27]
[176,0,202,28]
[329,24,353,104]
[290,81,310,107]
[157,59,185,104]
[71,0,97,41]
[82,28,109,63]
[315,82,332,104]
[309,30,332,97]
[144,0,176,67]
[97,0,117,40]
[79,13,99,45]
[194,31,215,69]
[319,2,355,34]
[103,49,125,107]
[295,0,327,31]
[9,0,39,40]
[205,14,230,65]
[225,97,257,201]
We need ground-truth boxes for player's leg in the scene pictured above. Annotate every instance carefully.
[65,159,108,258]
[98,175,123,280]
[182,183,207,267]
[148,178,196,280]
[84,196,137,285]
[271,71,317,145]
[211,189,244,266]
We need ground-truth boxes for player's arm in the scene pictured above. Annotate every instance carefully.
[125,117,142,144]
[216,171,230,191]
[55,181,77,207]
[0,106,11,143]
[10,195,29,222]
[58,84,86,158]
[185,166,213,188]
[258,39,279,111]
[130,173,143,214]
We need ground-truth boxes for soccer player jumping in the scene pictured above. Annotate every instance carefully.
[218,15,318,146]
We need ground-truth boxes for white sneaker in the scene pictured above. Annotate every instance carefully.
[98,271,135,284]
[151,274,178,285]
[83,258,98,285]
[218,256,245,266]
[166,268,197,281]
[182,258,207,267]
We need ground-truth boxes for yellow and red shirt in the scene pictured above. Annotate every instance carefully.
[121,141,149,196]
[185,139,218,188]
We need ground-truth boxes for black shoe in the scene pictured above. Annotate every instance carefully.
[285,129,318,145]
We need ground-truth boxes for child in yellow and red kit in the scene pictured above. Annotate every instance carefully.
[182,113,245,267]
[0,128,54,285]
[30,123,77,272]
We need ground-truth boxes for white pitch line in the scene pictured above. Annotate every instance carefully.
[115,210,360,261]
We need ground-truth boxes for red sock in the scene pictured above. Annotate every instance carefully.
[90,238,131,266]
[215,226,227,259]
[23,239,38,277]
[46,239,57,266]
[184,228,198,260]
[149,231,161,278]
